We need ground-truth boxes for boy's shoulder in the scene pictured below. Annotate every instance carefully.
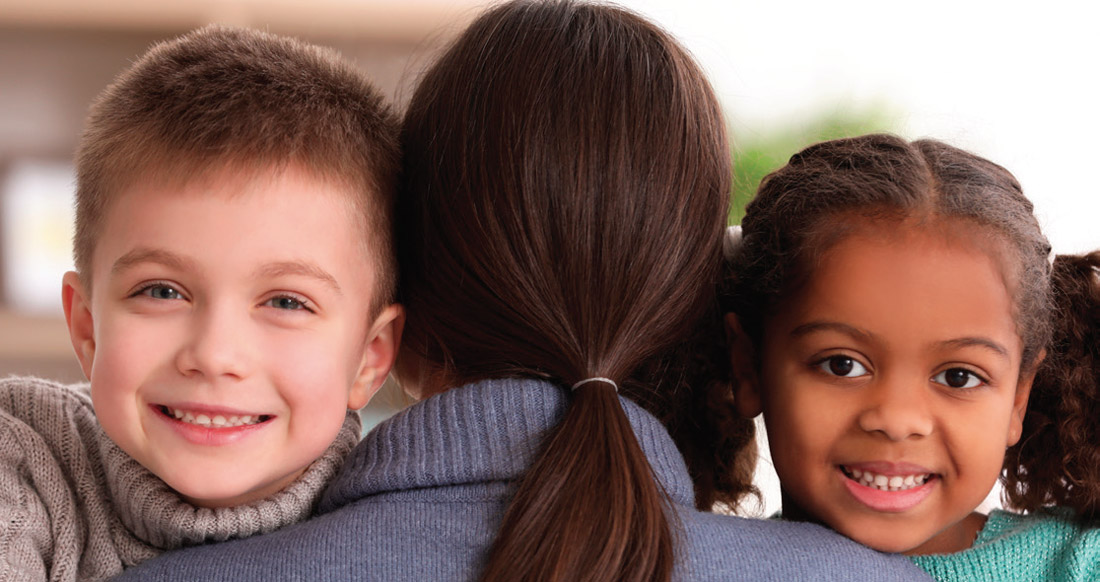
[0,375,93,421]
[0,374,95,446]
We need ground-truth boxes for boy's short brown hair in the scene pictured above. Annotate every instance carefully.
[74,25,400,309]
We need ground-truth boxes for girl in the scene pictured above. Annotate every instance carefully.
[113,3,928,581]
[723,133,1099,580]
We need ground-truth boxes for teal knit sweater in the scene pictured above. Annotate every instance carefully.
[911,508,1099,581]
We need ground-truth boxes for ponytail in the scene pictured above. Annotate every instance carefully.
[1003,251,1100,519]
[481,384,674,582]
[396,2,730,579]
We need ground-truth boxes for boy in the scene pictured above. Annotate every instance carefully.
[0,25,402,581]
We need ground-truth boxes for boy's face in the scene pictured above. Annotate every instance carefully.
[731,225,1032,555]
[63,164,401,508]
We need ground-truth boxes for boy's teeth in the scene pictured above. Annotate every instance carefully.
[844,466,930,492]
[165,407,263,428]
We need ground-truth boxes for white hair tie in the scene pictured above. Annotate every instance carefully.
[723,225,743,260]
[571,377,618,392]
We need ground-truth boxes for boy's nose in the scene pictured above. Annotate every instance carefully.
[175,305,253,380]
[856,374,933,441]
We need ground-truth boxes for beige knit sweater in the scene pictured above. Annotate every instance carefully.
[0,376,360,582]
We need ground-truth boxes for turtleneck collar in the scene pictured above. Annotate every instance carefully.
[104,410,361,552]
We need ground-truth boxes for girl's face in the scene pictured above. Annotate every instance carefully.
[732,225,1034,554]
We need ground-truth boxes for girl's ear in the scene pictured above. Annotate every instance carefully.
[62,271,96,380]
[348,304,405,410]
[1006,349,1043,447]
[725,313,762,418]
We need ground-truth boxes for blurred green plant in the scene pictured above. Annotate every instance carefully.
[729,106,897,225]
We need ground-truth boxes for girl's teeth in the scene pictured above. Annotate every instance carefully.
[846,466,930,492]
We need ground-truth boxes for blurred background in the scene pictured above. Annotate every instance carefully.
[1,0,1097,516]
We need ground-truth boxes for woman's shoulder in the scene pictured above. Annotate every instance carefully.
[676,509,930,581]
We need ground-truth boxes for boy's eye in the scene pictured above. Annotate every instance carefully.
[932,368,984,389]
[140,285,183,300]
[264,296,310,311]
[817,356,868,378]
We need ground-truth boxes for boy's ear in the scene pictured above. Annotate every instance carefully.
[1006,349,1043,447]
[725,313,762,418]
[347,304,405,410]
[62,271,96,380]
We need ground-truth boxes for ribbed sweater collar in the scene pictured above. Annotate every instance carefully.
[103,410,361,550]
[319,378,694,513]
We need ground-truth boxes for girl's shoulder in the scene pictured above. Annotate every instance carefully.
[912,508,1100,582]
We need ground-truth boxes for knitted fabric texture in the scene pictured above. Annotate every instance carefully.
[114,378,931,581]
[911,508,1099,581]
[0,376,360,581]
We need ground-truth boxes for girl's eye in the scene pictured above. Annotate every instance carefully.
[932,368,985,389]
[139,285,183,301]
[816,355,868,378]
[264,296,311,312]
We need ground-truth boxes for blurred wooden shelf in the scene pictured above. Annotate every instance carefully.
[0,0,480,43]
[0,308,84,381]
[0,308,71,359]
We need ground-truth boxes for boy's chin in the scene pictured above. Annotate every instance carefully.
[170,469,306,509]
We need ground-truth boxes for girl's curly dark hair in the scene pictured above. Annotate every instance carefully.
[1004,252,1100,518]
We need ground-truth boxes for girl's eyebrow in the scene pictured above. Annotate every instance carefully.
[936,337,1009,358]
[790,321,873,343]
[793,321,1010,359]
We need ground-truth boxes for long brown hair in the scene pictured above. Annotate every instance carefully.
[397,1,730,579]
[722,133,1100,520]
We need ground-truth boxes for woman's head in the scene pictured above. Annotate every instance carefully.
[723,134,1058,554]
[397,1,729,579]
[398,0,728,397]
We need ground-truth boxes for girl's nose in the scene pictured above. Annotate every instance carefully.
[856,374,933,441]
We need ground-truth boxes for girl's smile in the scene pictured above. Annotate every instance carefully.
[838,464,937,512]
[732,221,1035,555]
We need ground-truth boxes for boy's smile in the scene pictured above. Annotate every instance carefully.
[63,164,400,507]
[733,223,1034,555]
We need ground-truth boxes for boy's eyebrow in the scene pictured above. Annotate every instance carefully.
[111,248,195,275]
[256,261,343,296]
